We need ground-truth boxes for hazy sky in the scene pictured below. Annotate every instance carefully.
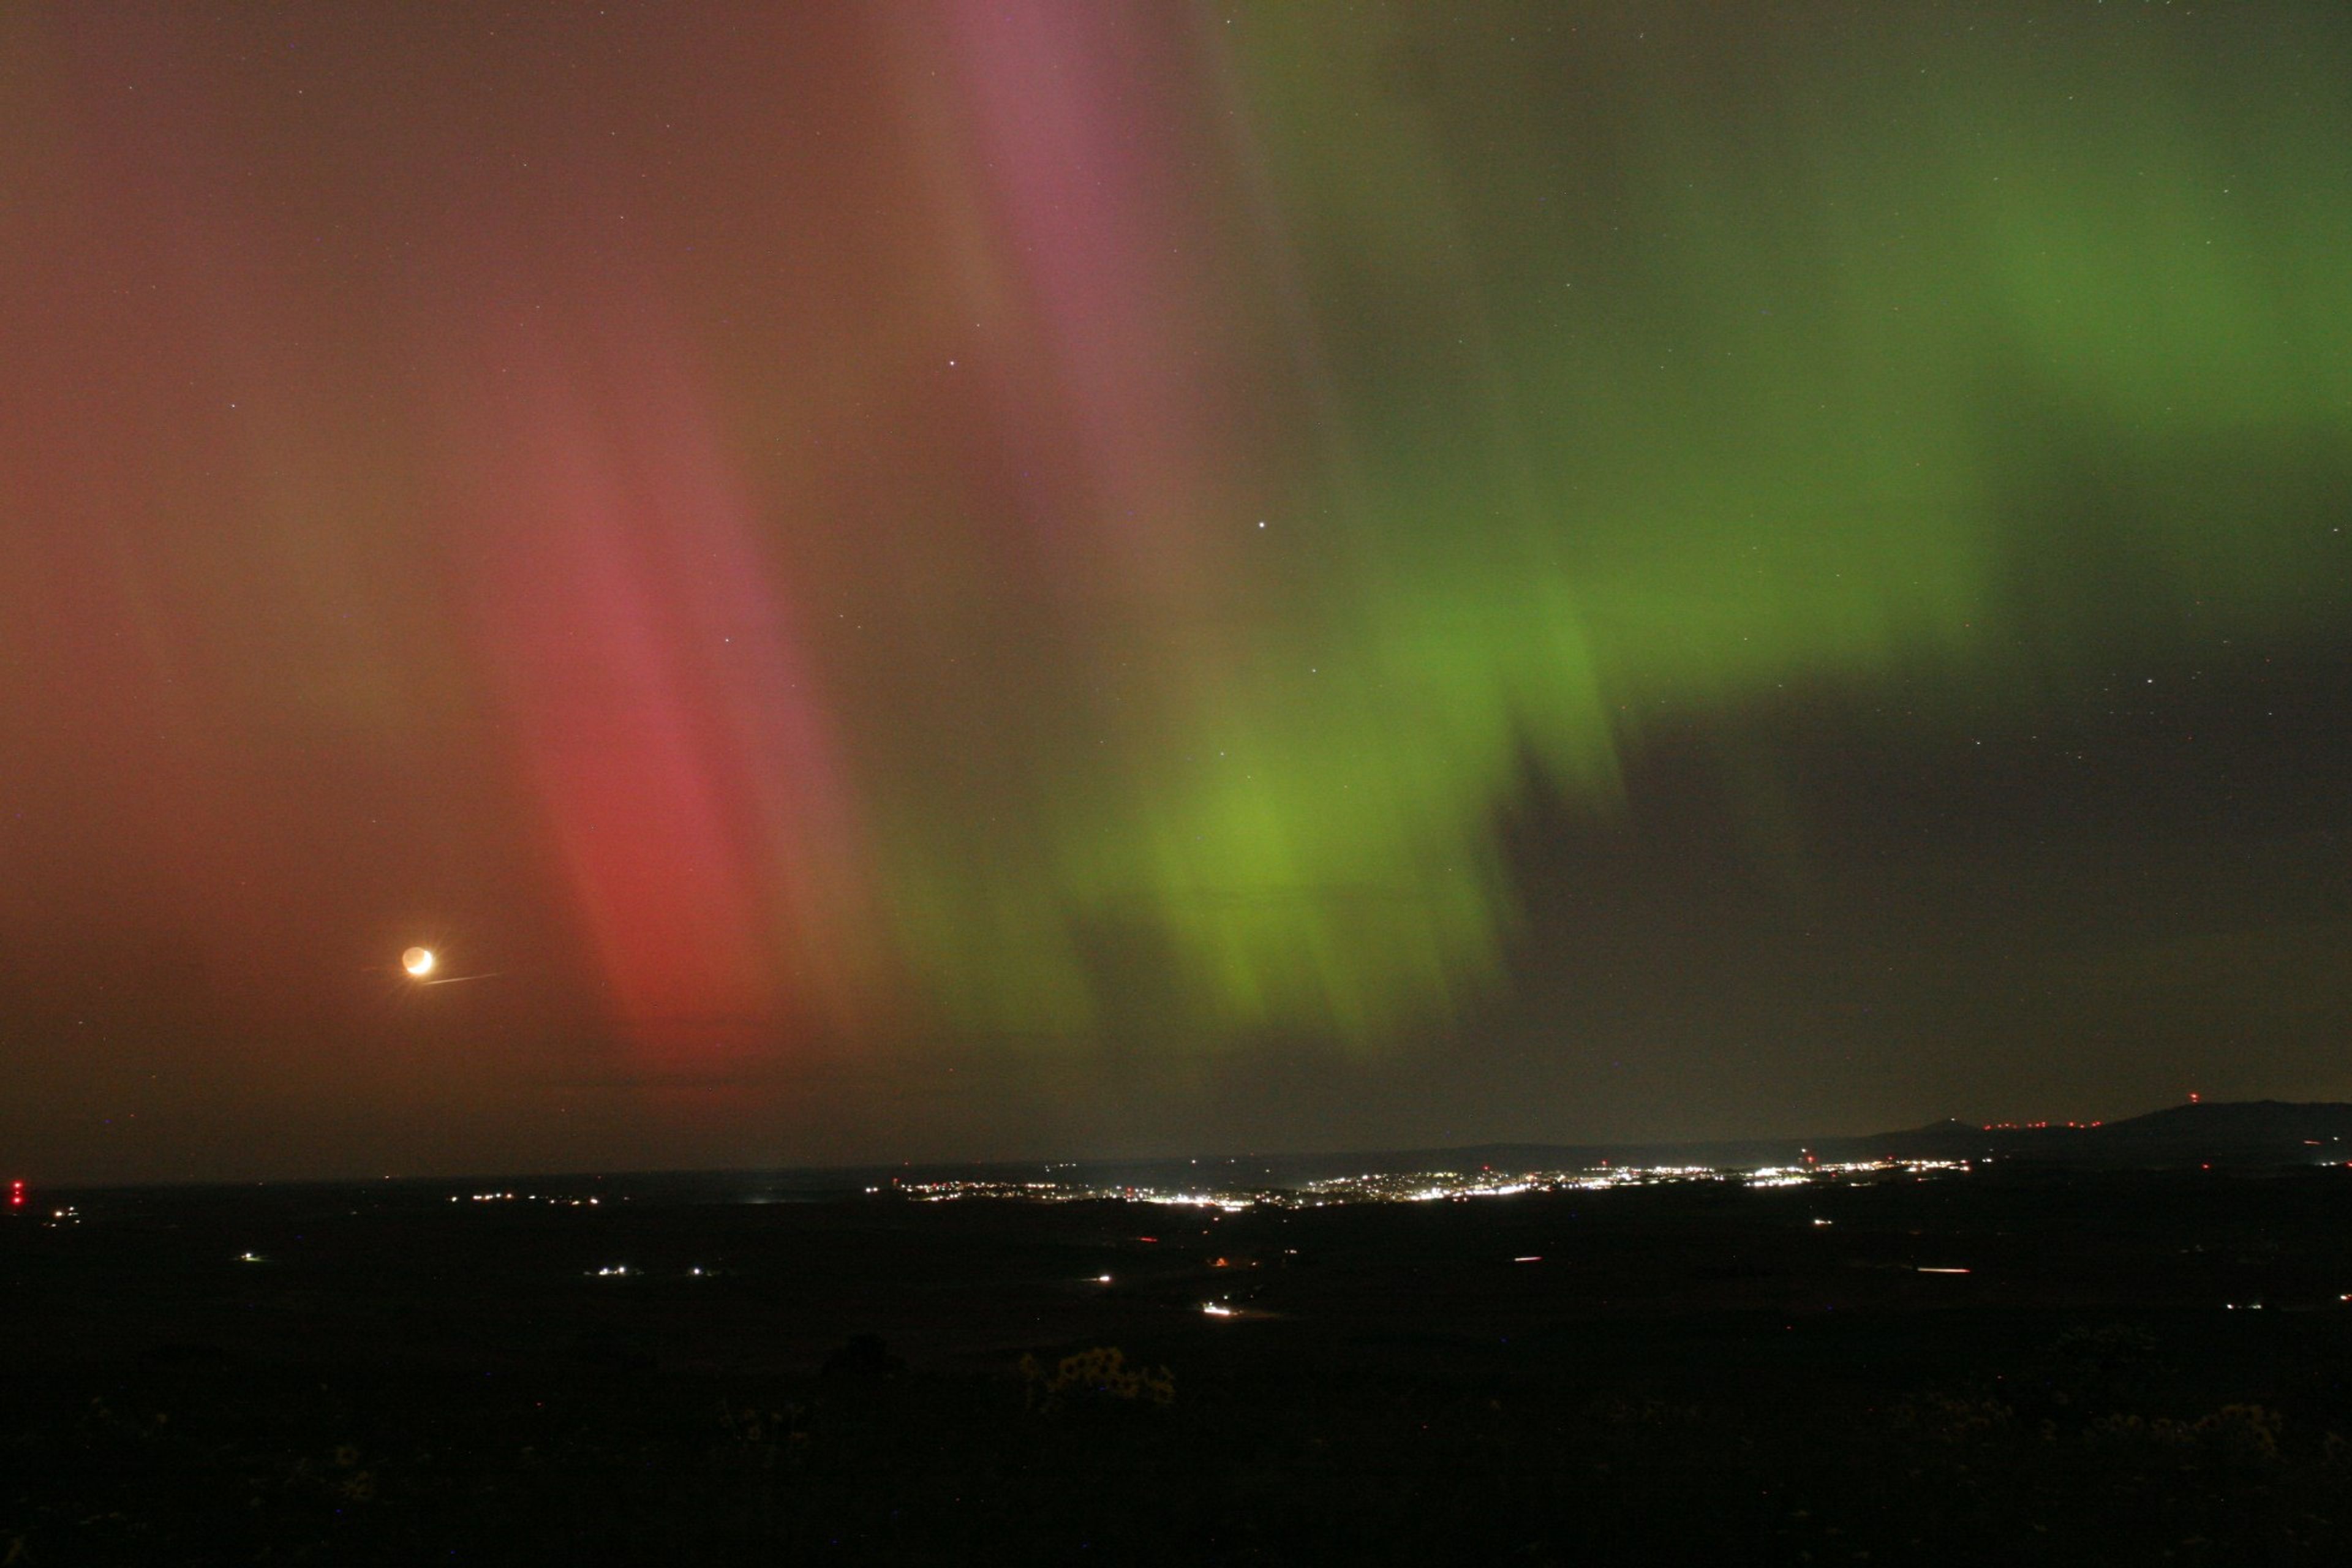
[6,2,2349,1182]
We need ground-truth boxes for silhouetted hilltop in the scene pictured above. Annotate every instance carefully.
[46,1102,2351,1207]
[1241,1101,2352,1185]
[1851,1099,2352,1168]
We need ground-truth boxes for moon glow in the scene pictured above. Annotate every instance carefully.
[401,946,435,978]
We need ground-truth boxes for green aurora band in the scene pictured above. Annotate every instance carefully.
[883,4,2352,1047]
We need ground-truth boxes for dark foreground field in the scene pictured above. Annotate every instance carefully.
[10,1166,2352,1564]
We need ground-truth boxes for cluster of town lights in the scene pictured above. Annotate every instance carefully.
[891,1156,1972,1211]
[453,1191,600,1205]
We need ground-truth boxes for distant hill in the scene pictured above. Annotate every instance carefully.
[50,1101,2352,1200]
[1185,1101,2352,1186]
[1835,1099,2352,1169]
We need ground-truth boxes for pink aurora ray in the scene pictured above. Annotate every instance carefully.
[448,296,880,1065]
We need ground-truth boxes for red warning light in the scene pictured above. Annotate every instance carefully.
[8,1180,23,1208]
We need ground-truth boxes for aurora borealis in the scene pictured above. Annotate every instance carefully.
[6,3,2350,1182]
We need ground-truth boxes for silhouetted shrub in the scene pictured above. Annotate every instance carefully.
[1017,1346,1175,1412]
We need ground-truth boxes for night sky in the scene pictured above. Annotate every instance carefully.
[6,3,2350,1183]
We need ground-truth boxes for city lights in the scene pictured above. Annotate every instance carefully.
[887,1156,1972,1212]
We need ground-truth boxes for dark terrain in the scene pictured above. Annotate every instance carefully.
[12,1132,2352,1563]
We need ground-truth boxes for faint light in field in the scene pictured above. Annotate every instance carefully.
[1513,1256,1542,1264]
[1095,1275,1114,1284]
[238,1251,262,1262]
[1916,1266,1970,1275]
[1812,1218,1833,1227]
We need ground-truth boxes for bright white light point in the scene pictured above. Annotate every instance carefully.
[1202,1302,1235,1317]
[402,946,435,978]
